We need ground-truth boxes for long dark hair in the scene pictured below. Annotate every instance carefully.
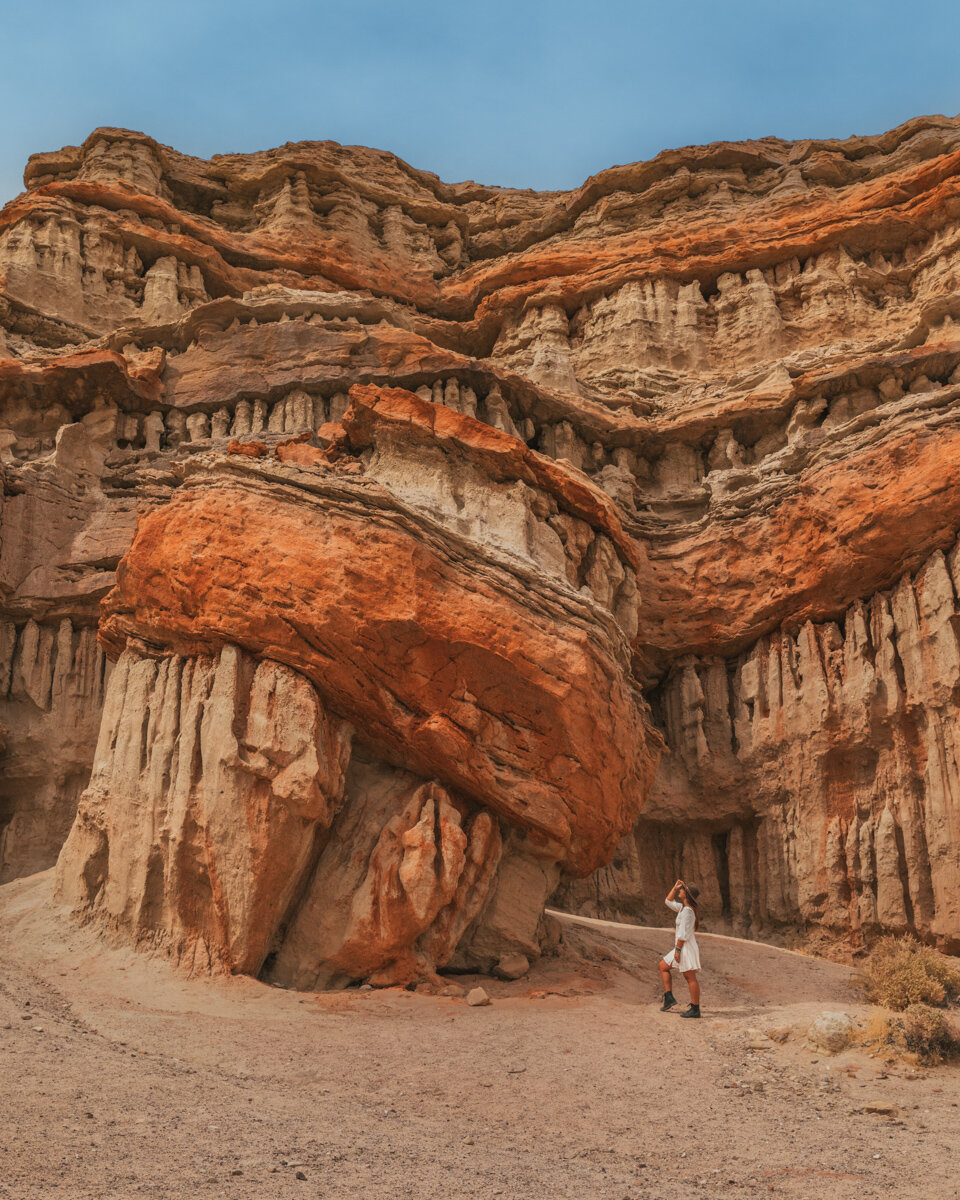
[680,882,701,932]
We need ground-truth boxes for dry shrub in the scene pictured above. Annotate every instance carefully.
[782,931,811,955]
[857,1006,959,1065]
[858,1010,897,1047]
[898,1005,958,1064]
[858,936,960,1011]
[884,1005,959,1065]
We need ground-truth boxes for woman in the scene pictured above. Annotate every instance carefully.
[657,879,702,1018]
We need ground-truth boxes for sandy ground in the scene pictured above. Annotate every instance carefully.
[2,872,959,1200]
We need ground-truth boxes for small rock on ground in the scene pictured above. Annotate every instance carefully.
[807,1011,857,1053]
[495,953,530,981]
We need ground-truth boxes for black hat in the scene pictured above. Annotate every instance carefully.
[681,882,700,906]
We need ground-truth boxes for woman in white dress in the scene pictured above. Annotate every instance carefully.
[657,879,702,1018]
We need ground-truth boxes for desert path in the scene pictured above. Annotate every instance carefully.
[2,872,958,1200]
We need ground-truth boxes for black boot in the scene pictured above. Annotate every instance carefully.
[660,991,677,1012]
[680,1003,701,1019]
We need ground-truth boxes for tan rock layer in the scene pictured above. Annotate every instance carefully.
[0,617,107,881]
[340,383,645,575]
[55,638,555,985]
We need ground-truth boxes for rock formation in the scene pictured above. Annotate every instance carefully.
[1,116,959,978]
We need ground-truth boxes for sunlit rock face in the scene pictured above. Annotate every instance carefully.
[1,117,959,977]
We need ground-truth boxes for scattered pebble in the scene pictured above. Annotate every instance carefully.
[467,987,491,1007]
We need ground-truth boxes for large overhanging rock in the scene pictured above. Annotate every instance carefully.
[56,386,661,984]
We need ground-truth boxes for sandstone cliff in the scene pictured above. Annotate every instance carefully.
[3,118,960,978]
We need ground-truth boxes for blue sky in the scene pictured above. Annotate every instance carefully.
[2,0,959,205]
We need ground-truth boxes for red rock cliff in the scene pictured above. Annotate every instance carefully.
[0,118,958,976]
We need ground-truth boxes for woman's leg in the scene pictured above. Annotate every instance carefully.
[682,970,700,1004]
[658,959,677,1010]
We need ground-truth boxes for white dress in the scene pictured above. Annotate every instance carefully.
[663,899,701,972]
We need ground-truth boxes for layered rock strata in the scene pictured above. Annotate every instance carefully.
[561,541,960,950]
[0,117,958,974]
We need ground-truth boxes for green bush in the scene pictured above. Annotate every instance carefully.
[859,936,960,1011]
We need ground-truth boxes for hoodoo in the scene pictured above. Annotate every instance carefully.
[2,117,960,982]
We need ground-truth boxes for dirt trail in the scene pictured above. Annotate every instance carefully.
[2,873,958,1200]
